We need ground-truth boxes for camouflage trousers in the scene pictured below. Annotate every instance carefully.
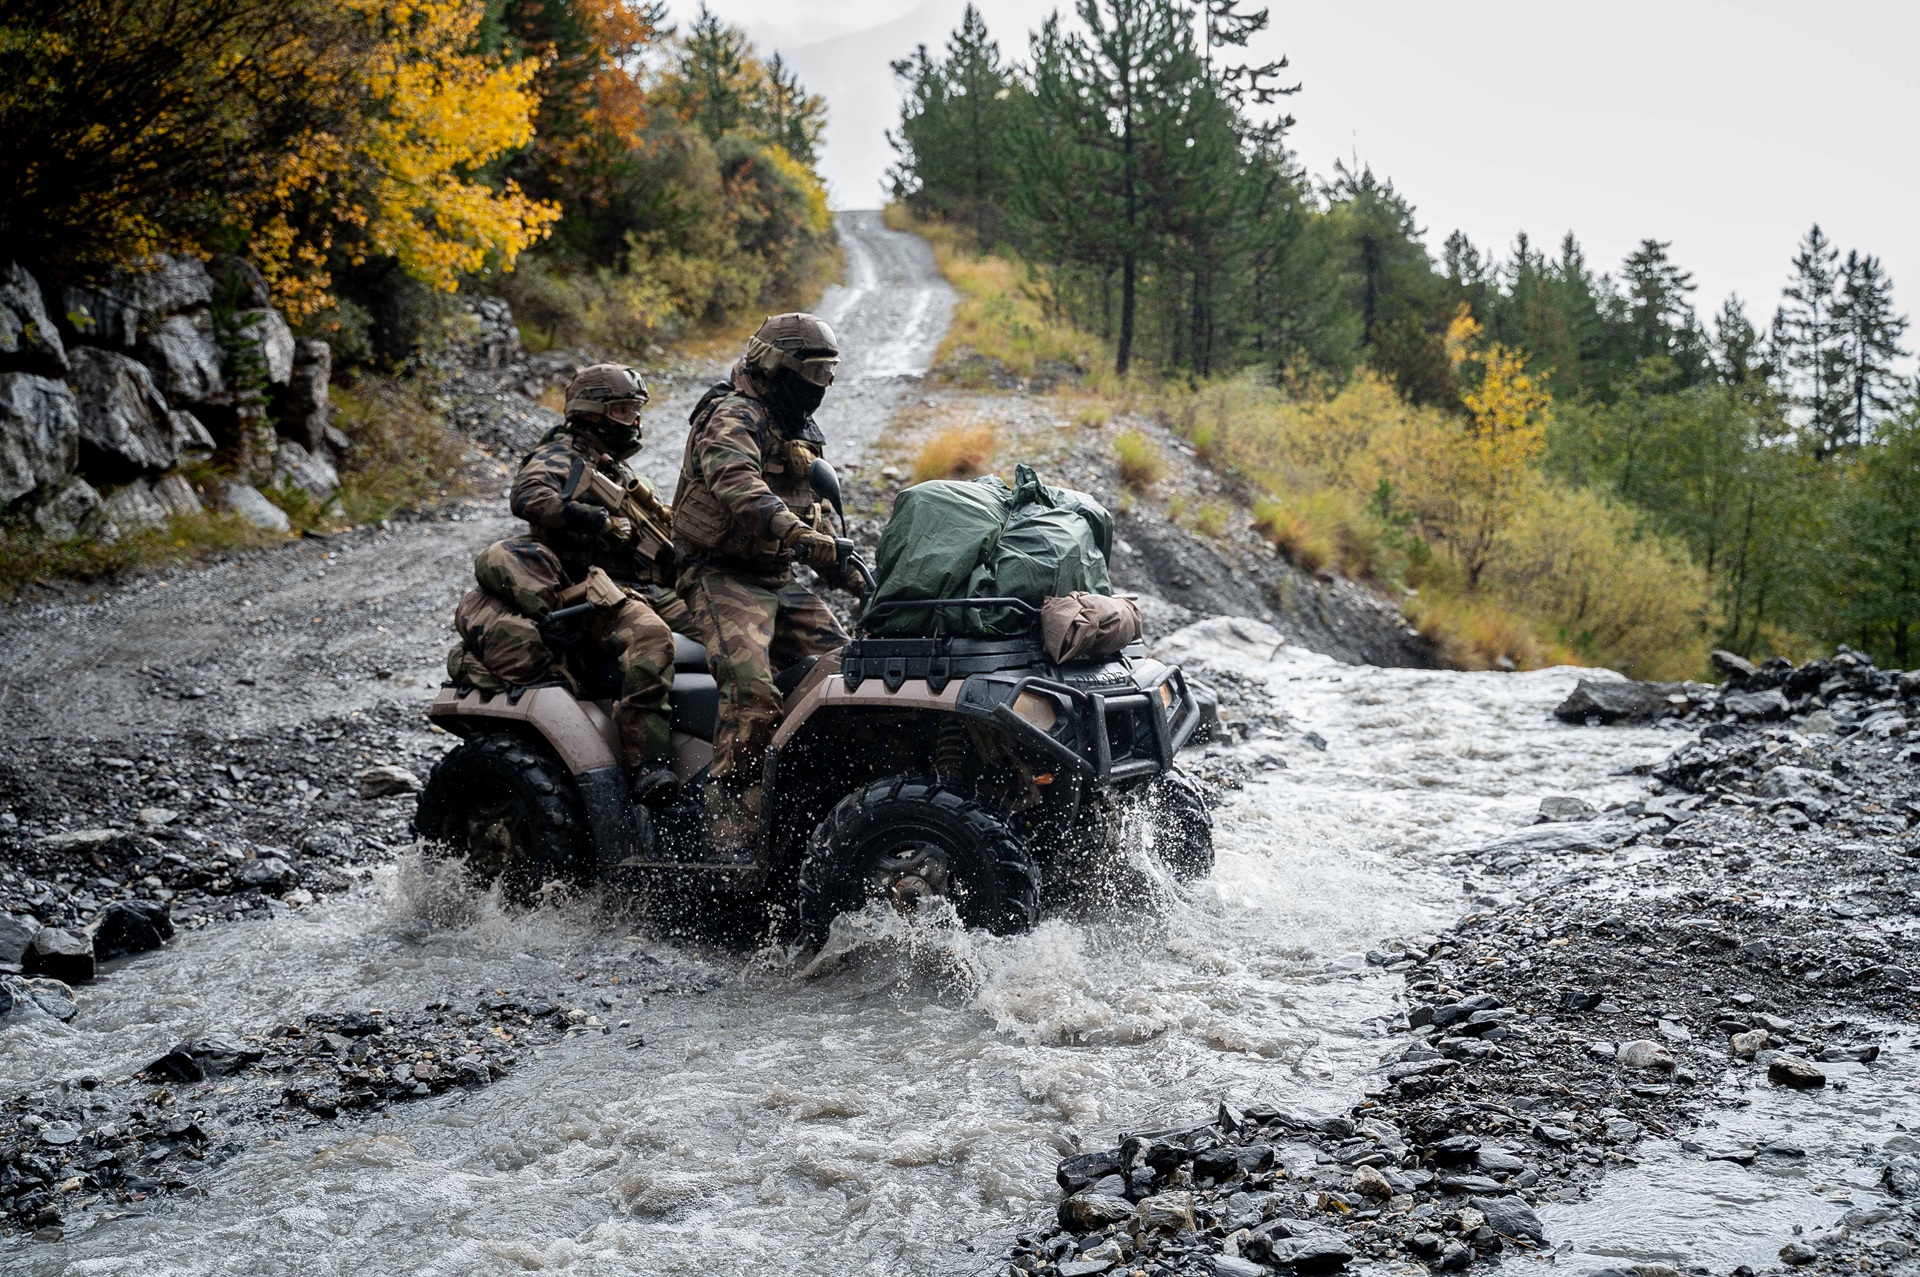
[451,537,676,767]
[680,566,847,784]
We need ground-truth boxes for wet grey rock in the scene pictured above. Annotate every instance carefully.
[1779,1240,1818,1265]
[69,346,179,476]
[0,373,79,506]
[358,765,420,798]
[1211,1258,1262,1277]
[1884,1157,1920,1199]
[234,309,295,385]
[1616,1039,1675,1070]
[1057,1192,1132,1232]
[1058,1152,1124,1194]
[22,927,95,983]
[271,441,339,505]
[211,480,289,532]
[185,1036,265,1076]
[1729,1028,1769,1058]
[146,1047,205,1083]
[1261,1233,1354,1271]
[1767,1055,1826,1088]
[0,974,78,1022]
[1536,795,1596,822]
[102,479,171,533]
[234,856,297,893]
[33,476,112,542]
[1406,1232,1444,1259]
[1553,678,1674,724]
[1711,649,1757,680]
[1476,1148,1525,1174]
[1723,688,1790,721]
[1,263,69,376]
[138,314,224,403]
[0,912,41,964]
[89,900,173,960]
[1478,822,1630,857]
[1471,1194,1544,1243]
[1758,765,1828,801]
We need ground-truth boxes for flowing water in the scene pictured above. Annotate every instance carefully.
[9,619,1682,1275]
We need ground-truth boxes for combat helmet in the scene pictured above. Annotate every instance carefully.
[564,363,649,452]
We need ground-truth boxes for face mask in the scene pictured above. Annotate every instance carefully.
[587,420,640,455]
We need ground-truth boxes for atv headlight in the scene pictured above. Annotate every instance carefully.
[1012,691,1058,732]
[1158,682,1174,711]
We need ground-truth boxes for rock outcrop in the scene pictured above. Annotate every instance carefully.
[0,257,341,542]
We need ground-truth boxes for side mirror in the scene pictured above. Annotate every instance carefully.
[809,456,847,534]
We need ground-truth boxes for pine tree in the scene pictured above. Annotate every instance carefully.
[1833,250,1910,449]
[675,5,753,141]
[754,53,826,163]
[1774,224,1850,456]
[1712,295,1767,390]
[1616,238,1706,383]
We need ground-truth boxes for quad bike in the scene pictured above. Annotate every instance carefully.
[414,462,1220,942]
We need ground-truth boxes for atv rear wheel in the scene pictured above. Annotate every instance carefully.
[414,735,588,903]
[797,777,1039,945]
[1145,767,1214,880]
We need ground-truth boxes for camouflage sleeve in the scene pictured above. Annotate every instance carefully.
[695,399,800,542]
[510,441,607,535]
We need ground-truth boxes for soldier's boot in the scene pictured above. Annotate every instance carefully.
[629,764,680,809]
[702,781,763,865]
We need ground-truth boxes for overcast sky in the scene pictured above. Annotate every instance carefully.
[681,0,1918,332]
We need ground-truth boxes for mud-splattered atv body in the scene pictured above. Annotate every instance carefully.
[416,464,1218,941]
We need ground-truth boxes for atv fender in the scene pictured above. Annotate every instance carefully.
[427,686,643,870]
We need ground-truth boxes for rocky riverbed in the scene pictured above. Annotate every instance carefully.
[1017,655,1920,1277]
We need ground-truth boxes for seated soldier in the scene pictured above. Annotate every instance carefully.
[444,364,681,807]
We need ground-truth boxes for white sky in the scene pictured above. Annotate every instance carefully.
[676,0,1920,331]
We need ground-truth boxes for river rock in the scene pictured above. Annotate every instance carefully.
[21,927,95,983]
[0,975,78,1023]
[1780,1241,1818,1265]
[1471,1194,1545,1243]
[1058,1192,1133,1232]
[1758,765,1828,802]
[1729,1028,1769,1058]
[89,900,174,960]
[1351,1165,1393,1198]
[1724,688,1790,721]
[70,346,179,476]
[1884,1157,1920,1199]
[1057,1151,1123,1193]
[1768,1055,1827,1088]
[1553,678,1673,724]
[102,479,171,532]
[359,765,420,798]
[138,313,225,403]
[1,263,69,375]
[1616,1039,1675,1070]
[1478,822,1630,857]
[1132,1191,1194,1233]
[1711,649,1758,680]
[184,1035,266,1076]
[1261,1233,1355,1271]
[234,308,295,385]
[271,441,339,505]
[1211,1259,1262,1277]
[0,912,41,963]
[1536,795,1596,822]
[235,856,297,892]
[0,372,80,506]
[211,480,289,532]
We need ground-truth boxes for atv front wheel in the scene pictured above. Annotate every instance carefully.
[1145,768,1214,880]
[414,735,588,903]
[797,777,1039,945]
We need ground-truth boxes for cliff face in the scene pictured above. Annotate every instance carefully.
[0,256,339,543]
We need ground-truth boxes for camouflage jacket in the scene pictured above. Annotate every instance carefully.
[510,426,668,585]
[670,361,825,578]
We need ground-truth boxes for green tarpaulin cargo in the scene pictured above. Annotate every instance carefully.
[867,463,1113,636]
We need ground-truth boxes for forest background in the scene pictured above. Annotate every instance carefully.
[890,1,1920,676]
[1,0,835,370]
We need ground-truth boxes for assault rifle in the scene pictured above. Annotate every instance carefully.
[575,466,675,578]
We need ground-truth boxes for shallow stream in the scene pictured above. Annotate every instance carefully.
[9,619,1680,1275]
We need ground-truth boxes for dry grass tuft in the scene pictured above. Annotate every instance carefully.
[912,422,1000,483]
[1114,429,1166,490]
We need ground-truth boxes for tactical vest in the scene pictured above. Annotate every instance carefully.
[673,382,822,568]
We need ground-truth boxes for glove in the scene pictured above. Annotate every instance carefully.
[600,515,634,546]
[782,523,840,570]
[581,567,626,610]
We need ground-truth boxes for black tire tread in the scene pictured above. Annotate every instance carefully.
[1148,767,1215,880]
[797,776,1039,944]
[413,734,586,899]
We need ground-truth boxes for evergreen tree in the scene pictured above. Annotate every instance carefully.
[674,5,753,141]
[1774,224,1850,456]
[754,53,826,163]
[1833,250,1910,448]
[888,6,1019,238]
[1712,295,1768,390]
[1614,238,1706,385]
[1843,406,1920,663]
[1322,162,1450,403]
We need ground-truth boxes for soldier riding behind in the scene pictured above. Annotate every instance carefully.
[673,313,854,860]
[447,364,683,808]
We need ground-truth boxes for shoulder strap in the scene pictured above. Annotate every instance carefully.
[687,380,736,431]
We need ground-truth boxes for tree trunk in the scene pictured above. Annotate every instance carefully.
[1117,253,1136,375]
